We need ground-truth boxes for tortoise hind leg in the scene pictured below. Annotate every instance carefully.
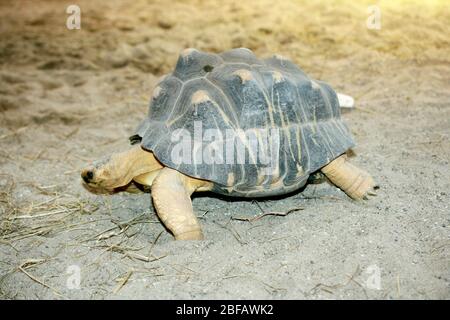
[321,154,378,200]
[307,171,328,185]
[151,167,212,240]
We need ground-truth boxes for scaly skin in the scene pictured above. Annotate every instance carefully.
[151,167,212,240]
[81,145,163,193]
[321,154,378,200]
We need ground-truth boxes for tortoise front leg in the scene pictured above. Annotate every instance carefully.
[151,167,212,240]
[321,154,378,200]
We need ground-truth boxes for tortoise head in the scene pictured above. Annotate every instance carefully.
[81,155,129,194]
[81,146,164,194]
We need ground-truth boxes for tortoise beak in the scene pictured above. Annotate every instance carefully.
[81,168,95,184]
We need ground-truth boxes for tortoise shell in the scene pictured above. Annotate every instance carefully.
[132,48,354,197]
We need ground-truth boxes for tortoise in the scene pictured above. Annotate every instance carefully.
[81,48,377,240]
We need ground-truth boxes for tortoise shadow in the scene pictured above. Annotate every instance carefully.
[191,183,310,203]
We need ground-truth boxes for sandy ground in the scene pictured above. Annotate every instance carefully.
[0,0,449,299]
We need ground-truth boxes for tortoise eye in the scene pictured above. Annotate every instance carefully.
[203,65,214,72]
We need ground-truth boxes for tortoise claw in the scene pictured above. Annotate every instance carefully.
[362,186,379,200]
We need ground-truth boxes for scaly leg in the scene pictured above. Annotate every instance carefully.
[151,167,212,240]
[321,154,377,200]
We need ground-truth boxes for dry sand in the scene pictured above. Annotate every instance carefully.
[0,0,449,299]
